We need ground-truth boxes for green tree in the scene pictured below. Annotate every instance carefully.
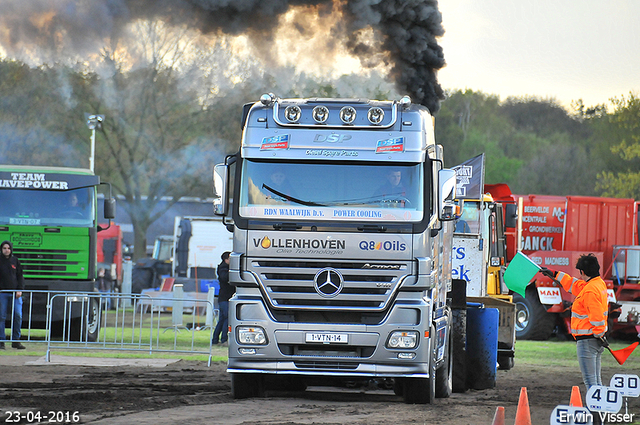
[517,142,597,196]
[437,89,507,167]
[596,93,640,199]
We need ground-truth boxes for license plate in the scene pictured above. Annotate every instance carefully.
[305,333,348,344]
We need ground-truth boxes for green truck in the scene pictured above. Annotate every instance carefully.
[0,165,115,341]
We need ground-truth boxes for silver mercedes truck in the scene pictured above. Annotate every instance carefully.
[212,94,458,404]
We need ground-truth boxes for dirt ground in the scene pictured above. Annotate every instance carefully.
[1,349,639,425]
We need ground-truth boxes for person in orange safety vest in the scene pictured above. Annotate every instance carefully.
[541,254,609,389]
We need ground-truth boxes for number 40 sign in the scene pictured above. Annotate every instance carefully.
[585,374,640,412]
[586,385,622,413]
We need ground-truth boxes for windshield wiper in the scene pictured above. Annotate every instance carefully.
[262,184,325,207]
[357,224,387,232]
[273,223,302,231]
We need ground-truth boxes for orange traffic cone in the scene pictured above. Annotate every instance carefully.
[514,387,531,425]
[491,406,505,425]
[569,386,583,407]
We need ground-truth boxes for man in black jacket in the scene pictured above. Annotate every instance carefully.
[212,251,232,346]
[0,241,26,349]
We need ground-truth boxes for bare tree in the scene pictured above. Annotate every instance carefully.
[72,22,230,260]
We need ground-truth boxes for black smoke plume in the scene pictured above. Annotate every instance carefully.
[0,0,446,112]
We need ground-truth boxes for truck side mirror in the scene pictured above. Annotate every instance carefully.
[104,197,116,220]
[213,163,229,216]
[438,168,457,221]
[504,203,517,228]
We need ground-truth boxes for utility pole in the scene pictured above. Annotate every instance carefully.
[84,114,105,173]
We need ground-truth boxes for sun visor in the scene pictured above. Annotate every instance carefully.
[0,171,100,191]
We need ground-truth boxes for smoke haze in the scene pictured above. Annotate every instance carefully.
[0,0,446,112]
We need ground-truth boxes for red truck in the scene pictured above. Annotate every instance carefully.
[486,184,640,340]
[97,224,123,291]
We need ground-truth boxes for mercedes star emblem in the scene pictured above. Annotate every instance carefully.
[313,267,344,298]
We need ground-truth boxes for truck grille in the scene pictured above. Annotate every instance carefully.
[248,259,410,311]
[282,343,375,359]
[293,361,360,370]
[14,248,80,277]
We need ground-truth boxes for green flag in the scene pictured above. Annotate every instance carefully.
[503,251,540,298]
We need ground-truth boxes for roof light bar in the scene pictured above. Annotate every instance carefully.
[267,96,400,128]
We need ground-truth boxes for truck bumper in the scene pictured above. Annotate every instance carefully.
[23,280,97,325]
[227,296,435,378]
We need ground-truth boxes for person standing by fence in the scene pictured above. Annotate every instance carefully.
[96,267,112,310]
[212,251,232,346]
[0,240,26,349]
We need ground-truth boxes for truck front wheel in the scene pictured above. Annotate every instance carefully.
[231,373,265,399]
[69,297,100,342]
[402,375,435,404]
[402,325,437,404]
[435,314,452,398]
[513,286,556,340]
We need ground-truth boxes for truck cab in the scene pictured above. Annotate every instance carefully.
[0,165,115,341]
[213,94,461,404]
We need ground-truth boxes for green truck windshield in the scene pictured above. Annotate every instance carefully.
[0,188,95,227]
[238,160,425,222]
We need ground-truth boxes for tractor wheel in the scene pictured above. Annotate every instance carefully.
[132,268,153,294]
[513,287,556,340]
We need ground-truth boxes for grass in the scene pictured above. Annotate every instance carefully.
[0,339,229,362]
[1,307,229,362]
[3,317,640,371]
[515,338,640,370]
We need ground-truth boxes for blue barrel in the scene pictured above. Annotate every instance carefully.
[466,305,499,390]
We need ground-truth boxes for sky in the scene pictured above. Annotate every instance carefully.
[0,0,637,111]
[436,0,640,108]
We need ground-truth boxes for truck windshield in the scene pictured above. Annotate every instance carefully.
[454,201,481,234]
[238,160,425,222]
[0,188,95,227]
[153,238,173,261]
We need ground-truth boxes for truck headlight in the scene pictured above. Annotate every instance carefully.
[387,331,418,349]
[66,296,89,302]
[237,326,267,345]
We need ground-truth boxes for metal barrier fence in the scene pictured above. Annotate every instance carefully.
[1,288,218,366]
